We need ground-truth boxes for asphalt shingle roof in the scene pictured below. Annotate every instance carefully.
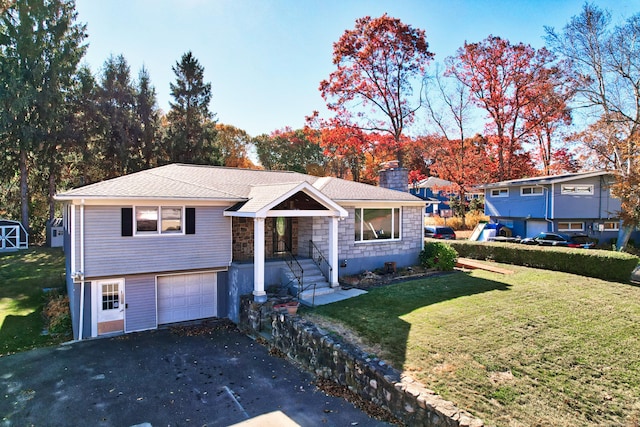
[479,170,614,188]
[56,164,423,204]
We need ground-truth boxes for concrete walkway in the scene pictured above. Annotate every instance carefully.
[300,288,368,307]
[0,323,391,427]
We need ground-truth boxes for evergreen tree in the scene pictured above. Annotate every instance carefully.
[0,0,86,236]
[165,51,217,164]
[136,65,161,168]
[96,54,142,177]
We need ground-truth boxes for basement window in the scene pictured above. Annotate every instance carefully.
[603,221,619,231]
[558,222,584,231]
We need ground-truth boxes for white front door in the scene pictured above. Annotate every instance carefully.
[94,279,125,336]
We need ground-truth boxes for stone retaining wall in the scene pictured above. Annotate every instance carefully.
[240,296,483,426]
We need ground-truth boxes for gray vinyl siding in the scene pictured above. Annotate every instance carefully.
[125,274,157,333]
[81,205,232,277]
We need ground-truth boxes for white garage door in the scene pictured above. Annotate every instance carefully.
[526,221,549,238]
[157,272,217,325]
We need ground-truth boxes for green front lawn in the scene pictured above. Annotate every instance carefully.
[0,248,68,355]
[312,265,640,426]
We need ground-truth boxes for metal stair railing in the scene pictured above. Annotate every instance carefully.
[281,243,309,300]
[308,240,332,283]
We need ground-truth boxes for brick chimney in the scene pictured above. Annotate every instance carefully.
[378,161,408,192]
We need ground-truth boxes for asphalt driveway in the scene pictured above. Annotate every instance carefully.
[0,322,391,426]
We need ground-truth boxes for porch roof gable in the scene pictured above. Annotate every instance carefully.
[223,181,349,218]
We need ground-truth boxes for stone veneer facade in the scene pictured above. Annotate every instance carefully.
[232,217,299,261]
[231,204,423,274]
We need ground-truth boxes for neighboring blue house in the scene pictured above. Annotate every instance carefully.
[481,171,633,243]
[410,176,481,216]
[410,176,455,215]
[55,164,425,341]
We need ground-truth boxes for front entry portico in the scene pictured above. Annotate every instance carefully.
[224,182,348,302]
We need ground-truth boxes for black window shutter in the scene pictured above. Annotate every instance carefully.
[121,208,133,236]
[186,208,196,234]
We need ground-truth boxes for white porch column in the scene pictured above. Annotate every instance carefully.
[253,217,267,302]
[328,216,339,288]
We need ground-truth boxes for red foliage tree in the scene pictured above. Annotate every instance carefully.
[319,14,434,167]
[447,36,571,181]
[304,116,372,182]
[428,134,493,222]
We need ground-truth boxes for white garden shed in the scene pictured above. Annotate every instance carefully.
[0,219,28,251]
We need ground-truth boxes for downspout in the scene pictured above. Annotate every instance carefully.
[537,184,553,231]
[78,201,85,341]
[421,205,425,250]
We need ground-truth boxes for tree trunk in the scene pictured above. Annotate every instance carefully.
[19,149,29,240]
[615,223,634,251]
[48,159,57,222]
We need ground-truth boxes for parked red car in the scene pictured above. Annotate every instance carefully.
[424,225,456,240]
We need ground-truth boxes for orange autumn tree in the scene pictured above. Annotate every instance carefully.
[447,36,571,181]
[319,14,434,167]
[215,124,259,169]
[304,115,373,182]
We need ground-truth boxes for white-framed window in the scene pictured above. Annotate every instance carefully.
[521,186,543,196]
[558,222,584,231]
[561,184,593,195]
[135,206,183,235]
[355,207,401,242]
[490,188,508,197]
[101,282,120,310]
[603,221,619,231]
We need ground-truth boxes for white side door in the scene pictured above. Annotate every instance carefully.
[93,279,125,336]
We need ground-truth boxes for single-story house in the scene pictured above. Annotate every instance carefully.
[55,164,426,340]
[480,170,636,243]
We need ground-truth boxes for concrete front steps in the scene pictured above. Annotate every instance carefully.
[281,258,368,307]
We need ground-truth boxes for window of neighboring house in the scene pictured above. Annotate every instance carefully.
[490,188,508,197]
[561,184,594,195]
[521,186,543,196]
[604,221,619,231]
[135,206,183,235]
[558,222,584,231]
[355,207,401,242]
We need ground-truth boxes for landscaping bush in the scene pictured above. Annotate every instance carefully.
[448,240,639,282]
[425,211,489,230]
[43,290,71,335]
[419,242,458,271]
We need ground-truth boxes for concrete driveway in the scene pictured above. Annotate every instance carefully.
[0,322,391,426]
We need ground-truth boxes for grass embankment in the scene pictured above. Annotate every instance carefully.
[0,248,68,355]
[312,265,640,426]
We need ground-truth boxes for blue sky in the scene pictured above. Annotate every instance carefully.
[75,0,640,137]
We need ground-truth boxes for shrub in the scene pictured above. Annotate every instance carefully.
[448,240,639,282]
[420,242,458,271]
[425,211,489,230]
[43,290,71,335]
